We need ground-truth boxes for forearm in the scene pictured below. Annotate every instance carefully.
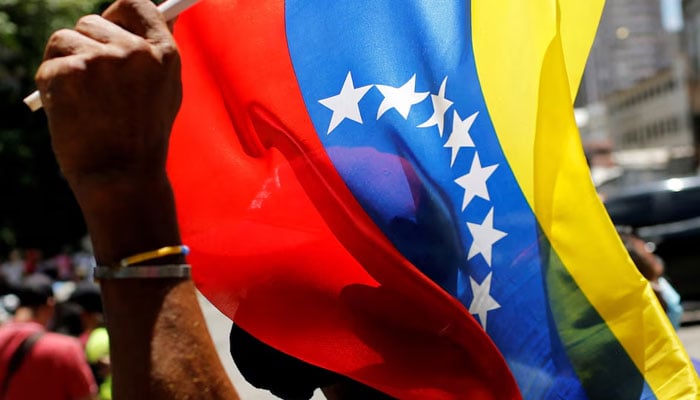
[70,174,182,264]
[75,178,238,400]
[35,0,238,396]
[102,279,238,400]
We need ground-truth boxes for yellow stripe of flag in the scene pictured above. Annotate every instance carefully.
[472,1,700,398]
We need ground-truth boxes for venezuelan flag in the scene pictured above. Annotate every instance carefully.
[168,1,700,398]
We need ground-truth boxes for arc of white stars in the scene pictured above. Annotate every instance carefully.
[444,111,478,167]
[454,153,498,211]
[318,71,372,135]
[468,272,500,330]
[417,77,453,137]
[375,74,429,120]
[466,208,507,267]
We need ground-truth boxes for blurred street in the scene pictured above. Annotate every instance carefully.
[199,294,700,400]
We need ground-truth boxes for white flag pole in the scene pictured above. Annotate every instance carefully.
[158,0,200,21]
[23,0,201,112]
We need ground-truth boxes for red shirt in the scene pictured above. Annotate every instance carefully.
[0,321,97,400]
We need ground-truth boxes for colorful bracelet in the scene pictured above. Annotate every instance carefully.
[93,245,191,280]
[94,264,191,280]
[118,245,190,268]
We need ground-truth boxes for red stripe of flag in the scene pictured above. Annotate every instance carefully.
[168,1,520,398]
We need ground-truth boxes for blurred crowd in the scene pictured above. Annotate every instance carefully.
[0,238,111,400]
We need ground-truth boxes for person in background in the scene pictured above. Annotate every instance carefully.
[23,249,41,276]
[619,229,683,329]
[72,237,97,282]
[0,250,25,288]
[85,327,112,400]
[68,281,104,347]
[0,273,96,400]
[51,300,85,337]
[55,246,76,281]
[0,275,12,325]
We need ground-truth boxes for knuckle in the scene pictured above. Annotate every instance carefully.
[159,42,180,62]
[103,45,128,63]
[34,64,50,85]
[161,41,178,56]
[75,14,100,28]
[109,0,161,24]
[66,56,89,73]
[105,38,152,65]
[129,38,153,57]
[47,29,73,47]
[35,57,87,88]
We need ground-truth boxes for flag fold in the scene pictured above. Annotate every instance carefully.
[168,1,700,398]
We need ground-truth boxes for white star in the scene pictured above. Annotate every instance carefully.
[469,272,500,330]
[318,72,372,134]
[467,208,507,267]
[417,77,453,137]
[454,153,498,211]
[375,74,429,119]
[444,111,478,167]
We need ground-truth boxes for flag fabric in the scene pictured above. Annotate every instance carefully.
[167,1,700,398]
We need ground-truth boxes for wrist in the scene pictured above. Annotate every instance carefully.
[71,173,184,265]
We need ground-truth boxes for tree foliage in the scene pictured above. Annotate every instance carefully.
[0,0,109,255]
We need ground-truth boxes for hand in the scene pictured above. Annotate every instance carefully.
[35,0,182,189]
[35,0,183,265]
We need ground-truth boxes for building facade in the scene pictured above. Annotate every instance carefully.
[575,0,698,184]
[681,0,700,170]
[582,0,672,103]
[606,61,694,173]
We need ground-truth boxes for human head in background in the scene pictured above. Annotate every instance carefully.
[13,273,55,327]
[68,281,104,346]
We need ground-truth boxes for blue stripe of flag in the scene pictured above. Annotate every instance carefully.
[285,1,645,398]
